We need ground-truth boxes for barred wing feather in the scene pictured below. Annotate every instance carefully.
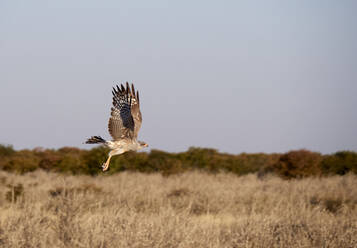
[108,83,142,141]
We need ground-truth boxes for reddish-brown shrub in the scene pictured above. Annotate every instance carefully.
[272,149,322,178]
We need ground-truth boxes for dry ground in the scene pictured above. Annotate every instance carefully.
[0,170,356,248]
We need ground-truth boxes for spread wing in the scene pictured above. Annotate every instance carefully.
[130,83,142,139]
[108,82,142,141]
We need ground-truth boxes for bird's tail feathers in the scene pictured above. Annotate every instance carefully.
[85,136,106,144]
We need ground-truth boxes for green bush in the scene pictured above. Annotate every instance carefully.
[81,146,109,175]
[0,144,15,157]
[321,151,357,175]
[147,150,185,175]
[2,150,40,174]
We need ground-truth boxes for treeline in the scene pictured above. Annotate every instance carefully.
[0,144,356,178]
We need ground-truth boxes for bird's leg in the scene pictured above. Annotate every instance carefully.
[102,155,112,172]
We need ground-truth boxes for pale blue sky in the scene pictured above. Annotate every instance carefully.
[1,0,356,154]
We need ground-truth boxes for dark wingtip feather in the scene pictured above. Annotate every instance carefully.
[131,84,135,97]
[120,84,125,92]
[126,82,130,94]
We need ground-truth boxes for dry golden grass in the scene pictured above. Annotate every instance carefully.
[0,170,356,247]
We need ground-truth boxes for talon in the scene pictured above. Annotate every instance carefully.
[102,163,109,172]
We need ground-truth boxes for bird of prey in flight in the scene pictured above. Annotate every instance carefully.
[85,82,148,171]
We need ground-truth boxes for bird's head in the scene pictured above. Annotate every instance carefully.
[138,141,149,149]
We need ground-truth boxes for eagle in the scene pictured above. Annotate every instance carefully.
[85,82,148,171]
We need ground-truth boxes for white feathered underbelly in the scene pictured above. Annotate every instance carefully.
[105,140,137,151]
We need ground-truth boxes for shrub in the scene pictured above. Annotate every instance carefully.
[81,146,109,175]
[0,144,15,157]
[179,147,219,170]
[38,150,62,171]
[1,144,356,178]
[2,150,40,174]
[321,151,357,175]
[146,150,185,175]
[271,149,322,178]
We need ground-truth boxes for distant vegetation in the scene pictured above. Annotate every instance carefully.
[0,144,356,178]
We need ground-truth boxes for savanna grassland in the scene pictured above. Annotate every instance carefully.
[0,170,356,248]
